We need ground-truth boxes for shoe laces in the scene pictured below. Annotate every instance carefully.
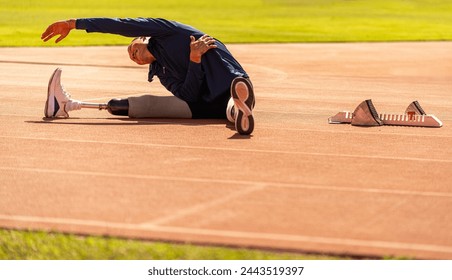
[61,84,72,100]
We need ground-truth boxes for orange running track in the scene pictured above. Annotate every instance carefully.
[0,43,451,259]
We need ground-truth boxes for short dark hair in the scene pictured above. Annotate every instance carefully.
[131,36,149,43]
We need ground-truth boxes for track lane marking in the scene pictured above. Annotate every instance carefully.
[144,184,266,226]
[0,115,450,137]
[1,135,451,163]
[1,166,452,198]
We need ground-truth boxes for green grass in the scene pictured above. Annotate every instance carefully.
[1,0,452,46]
[0,229,344,260]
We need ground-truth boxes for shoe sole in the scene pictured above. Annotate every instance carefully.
[231,77,255,135]
[44,68,61,118]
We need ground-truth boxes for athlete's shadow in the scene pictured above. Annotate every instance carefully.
[27,118,252,139]
[225,123,253,139]
[228,133,252,140]
[28,117,227,126]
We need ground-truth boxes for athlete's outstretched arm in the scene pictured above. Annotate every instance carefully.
[42,18,179,43]
[41,19,76,43]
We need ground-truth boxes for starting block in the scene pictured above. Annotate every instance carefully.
[328,100,443,128]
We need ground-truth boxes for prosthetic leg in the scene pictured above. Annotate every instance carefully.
[45,67,130,118]
[76,98,130,116]
[46,68,193,119]
[64,95,193,118]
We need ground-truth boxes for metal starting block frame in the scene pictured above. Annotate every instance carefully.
[328,100,443,128]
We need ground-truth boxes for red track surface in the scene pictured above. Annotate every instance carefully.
[0,43,451,259]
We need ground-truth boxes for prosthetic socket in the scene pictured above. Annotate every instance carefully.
[106,98,129,116]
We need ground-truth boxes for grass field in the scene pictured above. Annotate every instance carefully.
[1,0,452,46]
[0,229,347,260]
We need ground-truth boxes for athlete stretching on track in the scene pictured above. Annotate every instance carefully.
[41,17,255,135]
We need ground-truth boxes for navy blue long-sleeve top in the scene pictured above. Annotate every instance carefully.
[76,17,248,103]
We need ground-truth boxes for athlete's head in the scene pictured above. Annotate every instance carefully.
[127,37,154,65]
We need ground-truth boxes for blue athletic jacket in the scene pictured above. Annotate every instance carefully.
[76,17,248,103]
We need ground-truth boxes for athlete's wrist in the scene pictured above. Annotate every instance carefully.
[190,54,201,63]
[67,19,76,29]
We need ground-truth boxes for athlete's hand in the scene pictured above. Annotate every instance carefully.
[41,20,76,43]
[189,34,217,63]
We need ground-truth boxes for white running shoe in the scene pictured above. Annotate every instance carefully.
[230,77,255,135]
[44,68,81,118]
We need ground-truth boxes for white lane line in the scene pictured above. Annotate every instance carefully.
[1,214,451,255]
[0,115,450,138]
[1,166,452,198]
[145,184,266,226]
[1,135,451,163]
